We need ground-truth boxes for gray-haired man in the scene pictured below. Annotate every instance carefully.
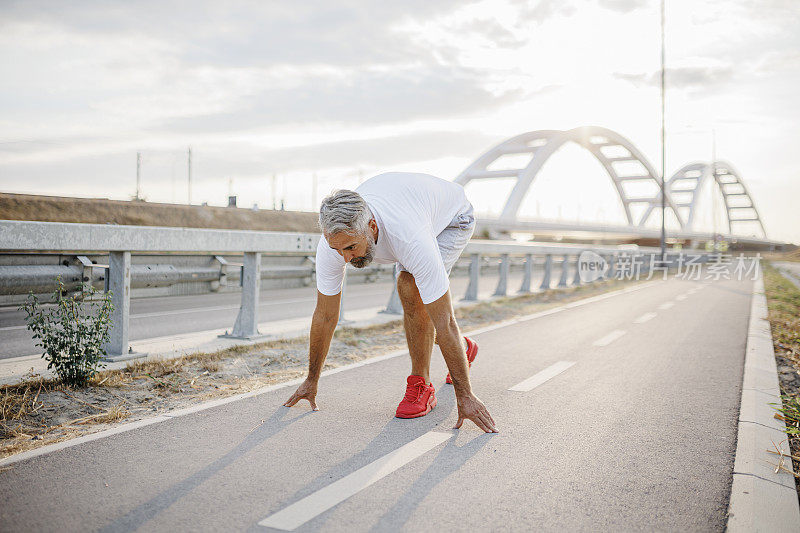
[284,172,497,432]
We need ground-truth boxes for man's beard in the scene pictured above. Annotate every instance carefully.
[350,237,375,269]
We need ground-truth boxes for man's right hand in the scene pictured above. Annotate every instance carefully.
[283,379,319,411]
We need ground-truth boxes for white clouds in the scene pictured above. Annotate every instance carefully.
[0,0,798,242]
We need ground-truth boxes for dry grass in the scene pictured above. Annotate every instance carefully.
[1,274,641,461]
[764,249,800,263]
[763,262,800,493]
[765,264,800,366]
[1,374,61,426]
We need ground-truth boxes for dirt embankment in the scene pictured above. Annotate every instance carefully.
[0,193,320,232]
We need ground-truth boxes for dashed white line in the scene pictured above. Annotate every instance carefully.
[131,297,313,319]
[592,329,626,347]
[675,294,687,301]
[633,312,657,324]
[258,431,452,531]
[509,361,576,392]
[658,301,674,310]
[0,325,28,332]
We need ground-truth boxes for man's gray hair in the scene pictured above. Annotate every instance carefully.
[318,189,372,236]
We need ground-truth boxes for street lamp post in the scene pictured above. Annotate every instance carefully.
[660,0,667,262]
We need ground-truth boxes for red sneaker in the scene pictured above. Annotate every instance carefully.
[445,336,478,384]
[395,375,437,418]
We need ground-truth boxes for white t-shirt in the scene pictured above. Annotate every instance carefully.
[315,172,472,304]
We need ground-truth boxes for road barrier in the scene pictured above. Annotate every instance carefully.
[1,220,710,361]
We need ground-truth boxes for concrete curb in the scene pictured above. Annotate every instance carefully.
[726,269,800,532]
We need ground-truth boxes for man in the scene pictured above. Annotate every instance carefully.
[283,172,497,433]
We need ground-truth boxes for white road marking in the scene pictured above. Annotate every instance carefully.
[633,312,657,324]
[0,325,28,332]
[592,329,626,347]
[131,297,313,319]
[258,431,452,531]
[508,361,575,392]
[675,294,687,301]
[658,301,674,310]
[0,297,316,328]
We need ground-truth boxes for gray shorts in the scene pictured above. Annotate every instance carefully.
[397,204,476,277]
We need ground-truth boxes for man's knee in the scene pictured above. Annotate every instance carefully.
[397,271,420,301]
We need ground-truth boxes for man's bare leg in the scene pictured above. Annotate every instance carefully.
[397,271,435,383]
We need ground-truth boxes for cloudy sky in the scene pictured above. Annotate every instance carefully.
[1,0,798,243]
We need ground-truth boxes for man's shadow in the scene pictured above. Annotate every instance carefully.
[368,432,491,532]
[254,388,493,532]
[99,406,313,533]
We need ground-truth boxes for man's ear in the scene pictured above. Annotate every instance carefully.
[368,218,378,242]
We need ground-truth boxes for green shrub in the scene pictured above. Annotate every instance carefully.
[20,278,114,387]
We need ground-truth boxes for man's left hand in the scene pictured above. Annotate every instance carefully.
[454,392,498,433]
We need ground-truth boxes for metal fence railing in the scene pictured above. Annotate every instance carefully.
[0,220,710,361]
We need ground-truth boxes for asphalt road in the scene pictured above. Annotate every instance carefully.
[0,271,523,360]
[0,273,753,531]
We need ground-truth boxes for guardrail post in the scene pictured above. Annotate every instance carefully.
[572,255,582,286]
[213,255,228,291]
[102,251,143,361]
[539,254,552,290]
[607,253,616,280]
[222,252,263,339]
[381,267,403,315]
[557,254,570,288]
[463,253,480,301]
[493,253,509,297]
[518,254,533,293]
[75,255,94,295]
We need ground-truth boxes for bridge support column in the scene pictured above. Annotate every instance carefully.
[518,254,533,293]
[463,253,480,301]
[222,252,264,339]
[539,255,552,290]
[381,267,403,315]
[493,254,509,297]
[557,255,570,288]
[102,251,145,361]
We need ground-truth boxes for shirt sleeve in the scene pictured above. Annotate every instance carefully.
[397,228,449,305]
[315,237,346,295]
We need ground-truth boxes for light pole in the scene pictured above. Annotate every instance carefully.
[135,152,141,201]
[659,0,667,262]
[187,147,192,205]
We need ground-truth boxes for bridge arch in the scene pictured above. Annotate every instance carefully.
[644,161,767,237]
[454,126,685,228]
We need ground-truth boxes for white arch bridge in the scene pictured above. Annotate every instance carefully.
[455,126,778,248]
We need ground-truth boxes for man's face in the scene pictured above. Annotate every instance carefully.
[326,230,375,268]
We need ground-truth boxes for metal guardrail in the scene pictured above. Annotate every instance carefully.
[0,220,707,361]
